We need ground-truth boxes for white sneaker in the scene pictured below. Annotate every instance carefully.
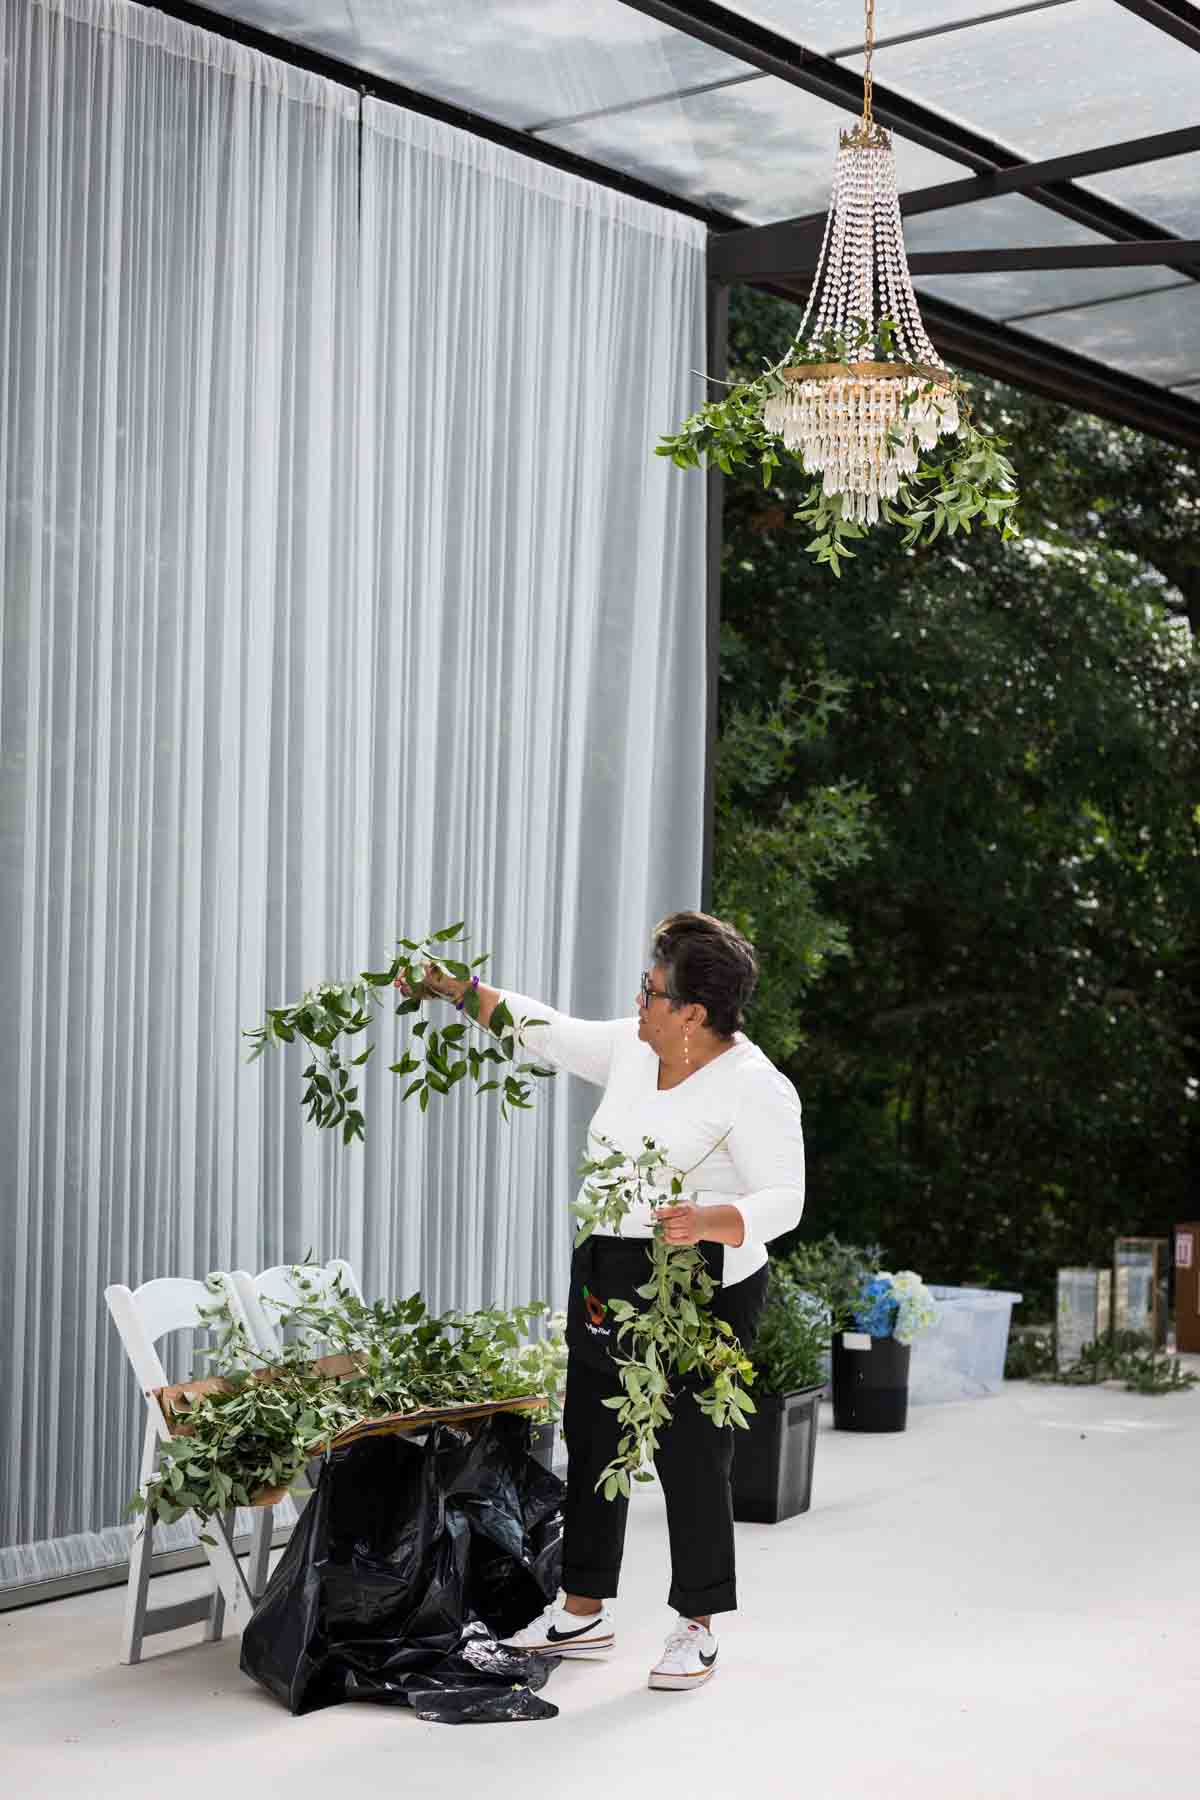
[647,1617,719,1690]
[500,1598,615,1658]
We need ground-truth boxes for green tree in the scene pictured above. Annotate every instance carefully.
[712,665,874,1068]
[716,288,1200,1315]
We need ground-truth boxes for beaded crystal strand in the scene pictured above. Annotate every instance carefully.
[762,4,961,520]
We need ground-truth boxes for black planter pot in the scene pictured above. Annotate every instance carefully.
[731,1385,822,1524]
[832,1332,911,1432]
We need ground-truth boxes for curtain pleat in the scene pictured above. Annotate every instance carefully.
[0,0,706,1583]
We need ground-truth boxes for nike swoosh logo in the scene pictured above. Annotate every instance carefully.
[546,1620,605,1642]
[699,1649,717,1667]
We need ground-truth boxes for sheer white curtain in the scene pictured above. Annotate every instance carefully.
[0,0,363,1579]
[0,0,706,1583]
[353,99,708,1330]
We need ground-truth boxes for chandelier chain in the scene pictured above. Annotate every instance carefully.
[760,0,965,522]
[863,0,876,125]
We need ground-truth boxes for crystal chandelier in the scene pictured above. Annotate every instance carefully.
[762,0,961,524]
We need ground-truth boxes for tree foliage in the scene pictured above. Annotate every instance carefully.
[715,288,1200,1315]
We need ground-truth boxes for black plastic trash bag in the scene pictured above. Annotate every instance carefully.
[240,1413,564,1721]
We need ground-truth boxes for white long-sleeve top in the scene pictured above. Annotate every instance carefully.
[501,991,805,1288]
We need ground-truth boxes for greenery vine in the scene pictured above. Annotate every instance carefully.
[571,1135,758,1500]
[657,315,1020,575]
[243,923,556,1142]
[1005,1327,1199,1394]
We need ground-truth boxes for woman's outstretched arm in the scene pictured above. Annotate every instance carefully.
[399,965,628,1088]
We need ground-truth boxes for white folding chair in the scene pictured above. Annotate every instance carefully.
[104,1273,274,1664]
[230,1258,364,1360]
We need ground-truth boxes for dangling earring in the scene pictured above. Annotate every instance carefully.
[684,1028,691,1068]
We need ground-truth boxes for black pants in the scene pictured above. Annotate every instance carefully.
[561,1235,768,1619]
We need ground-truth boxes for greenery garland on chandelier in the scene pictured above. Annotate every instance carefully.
[657,0,1020,576]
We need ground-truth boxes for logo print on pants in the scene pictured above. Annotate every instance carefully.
[583,1285,610,1337]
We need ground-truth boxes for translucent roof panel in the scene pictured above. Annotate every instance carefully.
[847,0,1200,162]
[541,76,971,224]
[1077,154,1200,243]
[177,0,1200,434]
[1013,285,1200,388]
[736,1,1076,55]
[201,0,752,129]
[904,193,1189,321]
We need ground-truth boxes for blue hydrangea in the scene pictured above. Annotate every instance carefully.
[853,1275,899,1338]
[851,1270,938,1342]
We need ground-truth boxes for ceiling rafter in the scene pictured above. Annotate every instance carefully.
[710,124,1200,284]
[908,240,1200,272]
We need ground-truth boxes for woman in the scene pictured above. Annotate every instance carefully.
[408,910,804,1693]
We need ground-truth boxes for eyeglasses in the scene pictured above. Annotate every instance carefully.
[639,970,673,1008]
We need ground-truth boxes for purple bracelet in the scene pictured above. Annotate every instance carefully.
[455,975,481,1013]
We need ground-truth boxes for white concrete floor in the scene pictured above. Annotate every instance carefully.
[4,1371,1199,1800]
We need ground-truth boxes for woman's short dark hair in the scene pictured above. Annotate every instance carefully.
[651,911,759,1039]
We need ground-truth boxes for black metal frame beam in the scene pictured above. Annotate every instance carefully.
[701,281,729,914]
[710,125,1200,283]
[825,0,1077,59]
[1006,278,1195,324]
[895,124,1200,217]
[726,240,1200,277]
[907,240,1200,273]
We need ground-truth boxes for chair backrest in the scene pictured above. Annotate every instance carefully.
[104,1273,254,1395]
[230,1259,364,1359]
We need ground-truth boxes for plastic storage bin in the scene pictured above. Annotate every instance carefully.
[907,1284,1023,1404]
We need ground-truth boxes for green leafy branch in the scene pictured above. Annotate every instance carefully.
[890,413,1020,554]
[133,1272,565,1529]
[1026,1330,1199,1394]
[243,922,556,1141]
[657,381,782,487]
[750,1265,830,1395]
[572,1135,757,1501]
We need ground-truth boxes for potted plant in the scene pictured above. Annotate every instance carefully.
[732,1266,829,1524]
[510,1310,567,1470]
[781,1236,885,1392]
[831,1271,938,1433]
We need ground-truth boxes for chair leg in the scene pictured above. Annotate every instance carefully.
[203,1510,234,1643]
[121,1506,155,1665]
[247,1507,273,1600]
[120,1414,162,1665]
